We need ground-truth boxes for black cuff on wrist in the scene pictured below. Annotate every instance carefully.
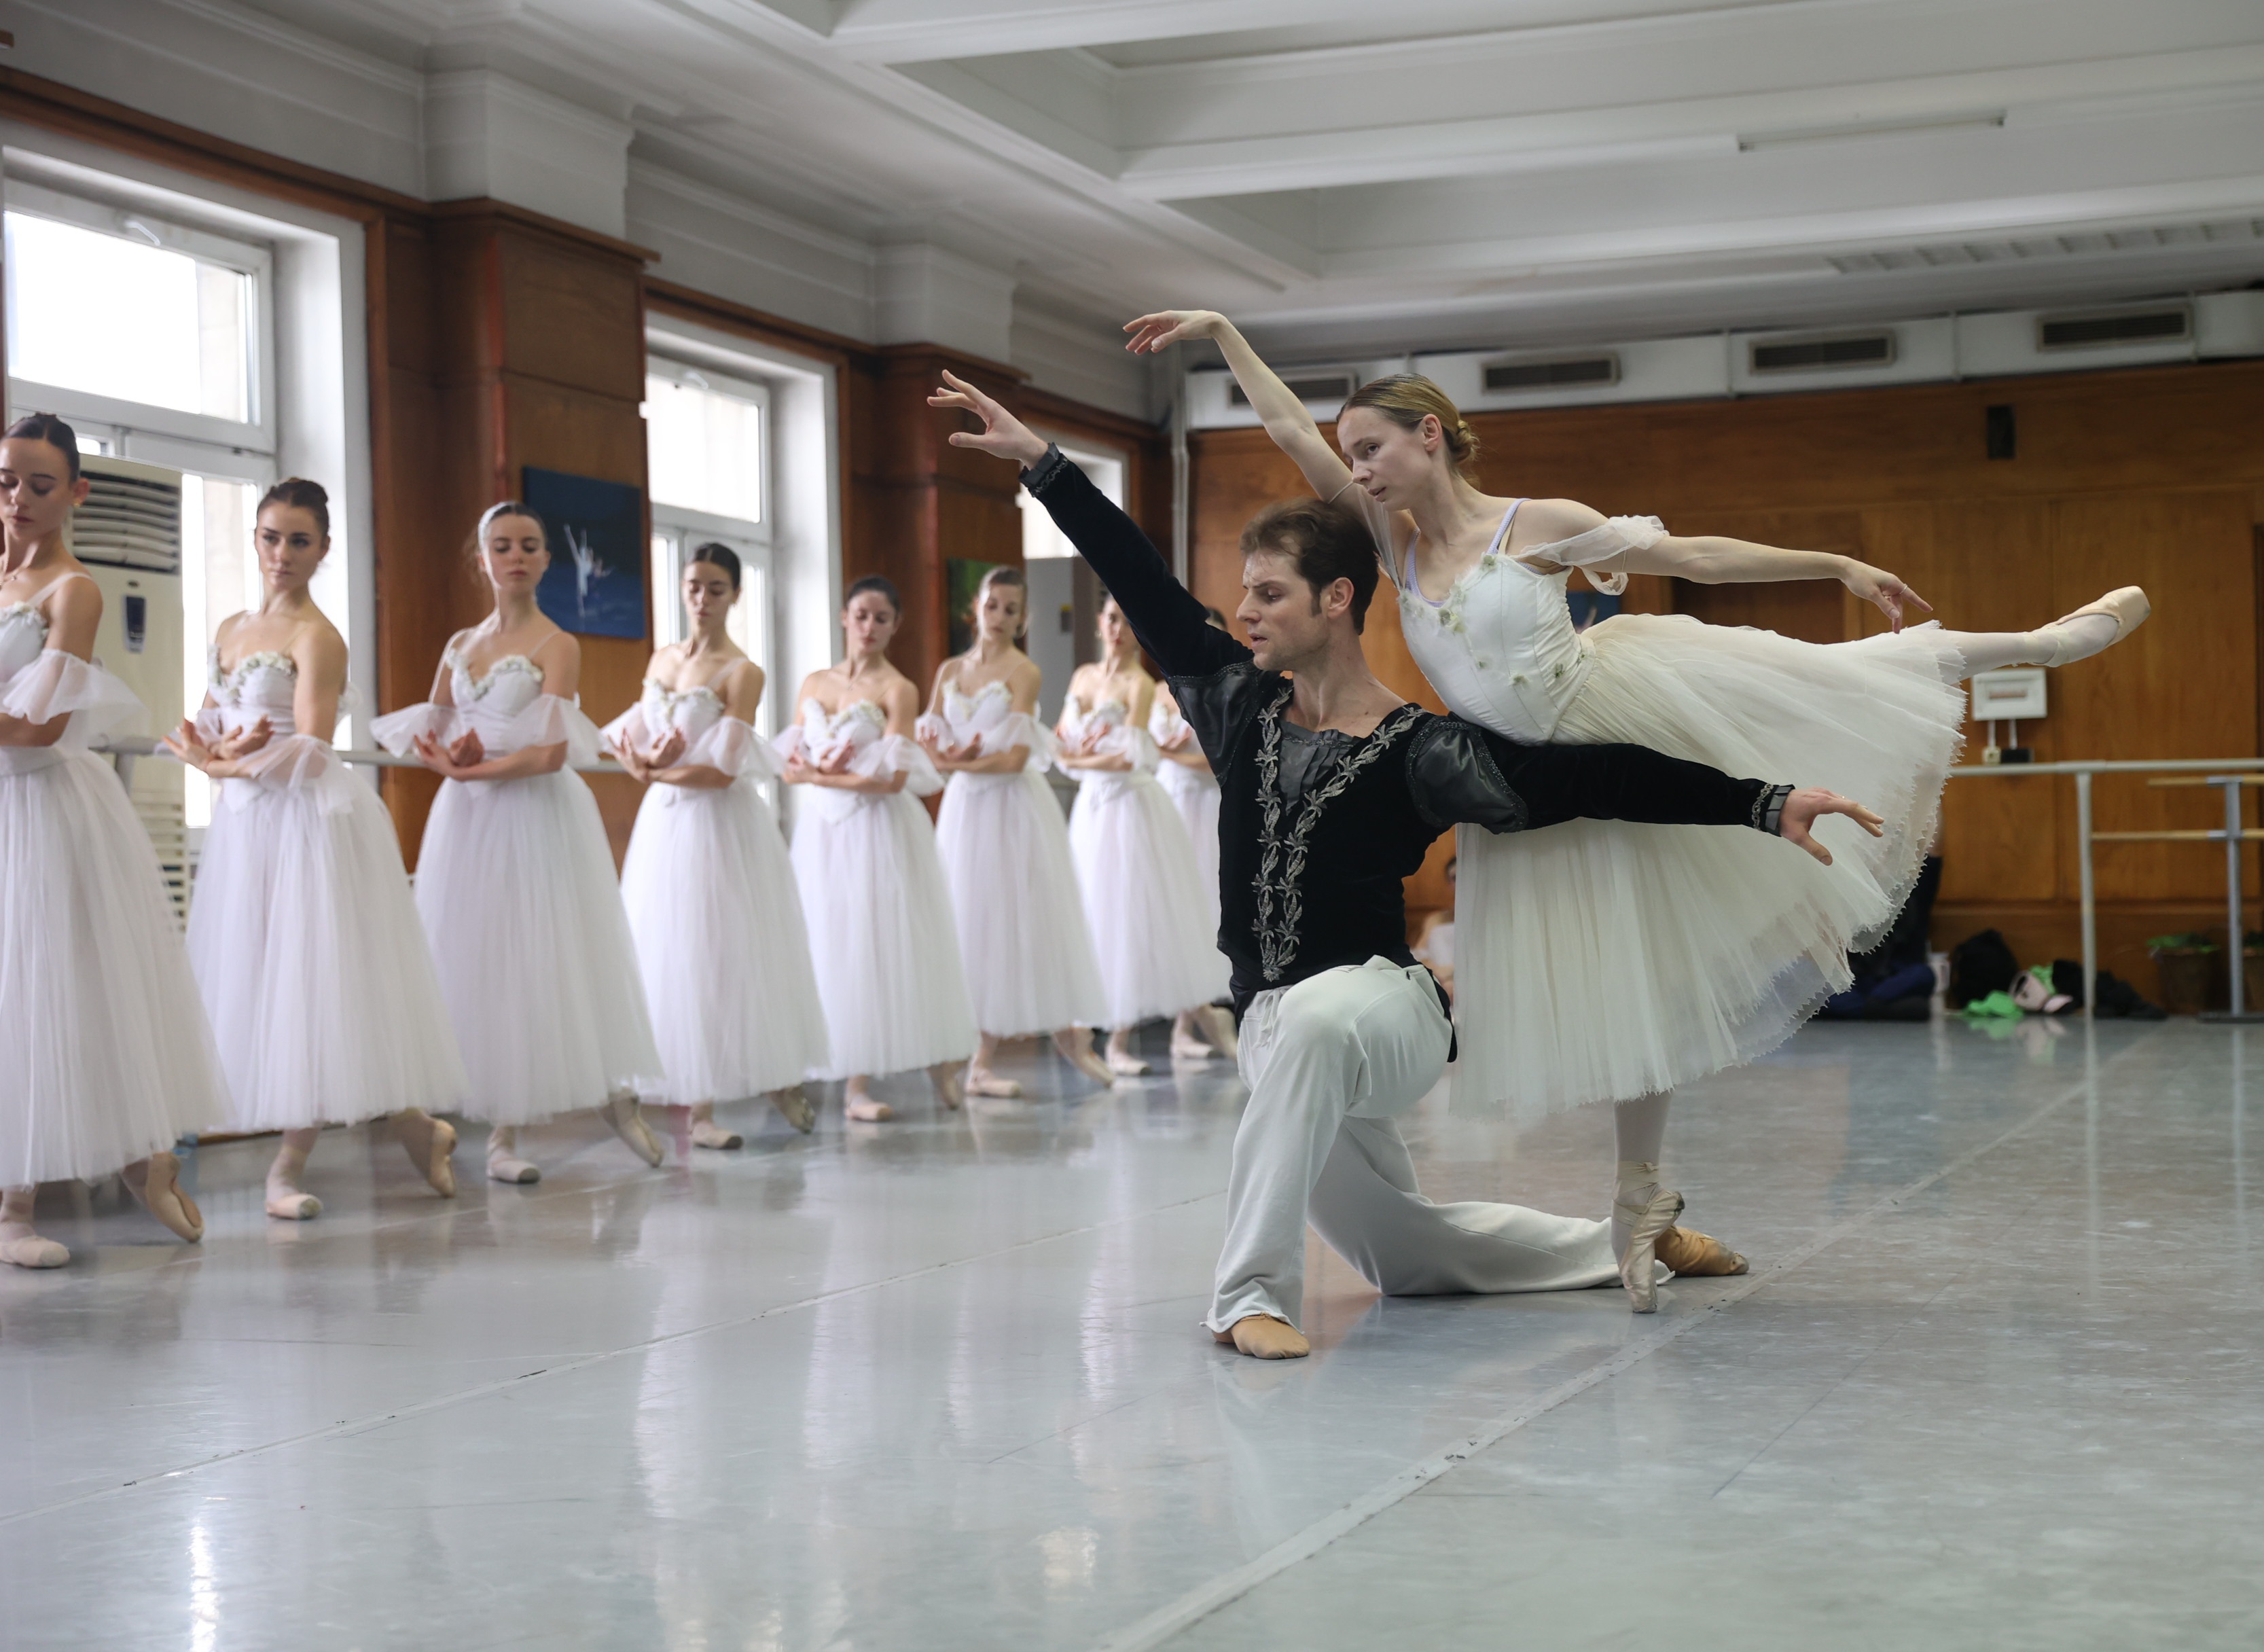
[1754,782,1794,836]
[1021,443,1069,495]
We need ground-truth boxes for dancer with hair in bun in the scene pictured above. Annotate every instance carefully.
[1056,594,1231,1075]
[373,502,664,1185]
[1149,607,1239,1062]
[917,562,1115,1096]
[608,542,827,1147]
[166,477,466,1217]
[0,412,223,1265]
[780,575,975,1122]
[1128,309,2150,1309]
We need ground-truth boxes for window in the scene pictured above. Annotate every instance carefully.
[1020,443,1124,558]
[645,359,776,733]
[7,178,282,830]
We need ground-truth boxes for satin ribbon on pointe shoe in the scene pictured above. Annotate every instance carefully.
[1614,1180,1683,1314]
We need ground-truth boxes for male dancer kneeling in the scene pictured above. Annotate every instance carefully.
[931,373,1884,1360]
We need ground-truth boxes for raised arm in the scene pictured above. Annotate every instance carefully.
[1409,719,1884,867]
[1513,497,1932,632]
[1124,311,1352,502]
[929,371,1246,681]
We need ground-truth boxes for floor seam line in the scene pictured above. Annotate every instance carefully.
[1089,1063,2112,1652]
[0,1187,1226,1528]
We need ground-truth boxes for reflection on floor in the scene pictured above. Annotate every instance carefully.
[2,1018,2256,1650]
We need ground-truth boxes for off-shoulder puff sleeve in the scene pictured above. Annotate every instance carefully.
[855,733,944,797]
[2,651,145,742]
[1518,516,1666,596]
[368,702,458,755]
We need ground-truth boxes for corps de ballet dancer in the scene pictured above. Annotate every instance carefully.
[778,575,975,1122]
[1129,308,2151,1308]
[372,502,664,1184]
[163,479,466,1218]
[1056,596,1232,1075]
[0,413,222,1266]
[607,543,827,1146]
[1149,610,1239,1061]
[931,372,1880,1358]
[915,563,1116,1096]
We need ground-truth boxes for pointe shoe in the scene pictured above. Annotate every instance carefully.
[1198,1005,1240,1062]
[600,1093,664,1168]
[1058,1035,1115,1088]
[965,1067,1023,1099]
[691,1119,744,1150]
[769,1085,817,1134]
[1654,1224,1748,1278]
[128,1153,204,1242]
[0,1231,69,1269]
[933,1066,965,1111]
[264,1184,322,1221]
[486,1128,541,1185]
[1169,1034,1218,1061]
[2040,586,2149,666]
[1107,1047,1153,1077]
[1615,1179,1683,1314]
[396,1112,457,1198]
[1212,1315,1310,1360]
[845,1097,895,1123]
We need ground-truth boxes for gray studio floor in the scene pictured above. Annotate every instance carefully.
[3,1016,2259,1651]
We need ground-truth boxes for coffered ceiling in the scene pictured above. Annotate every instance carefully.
[89,1,2264,359]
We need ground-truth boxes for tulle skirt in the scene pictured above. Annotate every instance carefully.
[619,779,829,1102]
[1157,761,1223,933]
[412,770,660,1125]
[1068,771,1231,1028]
[0,750,227,1183]
[1452,614,1966,1121]
[789,789,975,1079]
[934,769,1107,1038]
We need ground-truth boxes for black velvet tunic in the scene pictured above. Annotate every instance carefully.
[1022,449,1790,1017]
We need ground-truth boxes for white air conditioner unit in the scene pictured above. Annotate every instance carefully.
[70,454,189,920]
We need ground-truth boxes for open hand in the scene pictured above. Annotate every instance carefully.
[1778,787,1886,867]
[927,372,1047,468]
[1841,564,1933,633]
[1123,310,1224,355]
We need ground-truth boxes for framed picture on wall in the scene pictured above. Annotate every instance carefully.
[522,466,647,639]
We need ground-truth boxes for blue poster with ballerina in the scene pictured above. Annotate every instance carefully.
[524,466,647,639]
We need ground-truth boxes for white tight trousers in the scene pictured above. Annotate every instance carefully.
[1206,957,1620,1333]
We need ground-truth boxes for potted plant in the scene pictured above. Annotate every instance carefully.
[2146,933,2217,1015]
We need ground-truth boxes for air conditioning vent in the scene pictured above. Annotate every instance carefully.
[1748,331,1897,374]
[71,461,183,573]
[1229,372,1356,408]
[2036,304,2191,351]
[1484,353,1620,393]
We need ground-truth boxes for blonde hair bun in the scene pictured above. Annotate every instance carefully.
[1340,374,1481,480]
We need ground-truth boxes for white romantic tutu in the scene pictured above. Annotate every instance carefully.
[609,698,829,1101]
[1156,759,1222,934]
[0,650,226,1183]
[781,710,974,1079]
[934,768,1107,1038]
[1451,613,1966,1120]
[1066,757,1230,1028]
[185,658,466,1132]
[374,696,660,1124]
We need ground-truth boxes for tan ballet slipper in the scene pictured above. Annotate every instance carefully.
[931,1062,965,1111]
[2038,586,2149,666]
[1654,1224,1748,1277]
[1614,1178,1683,1314]
[599,1092,664,1167]
[1198,1005,1240,1062]
[690,1104,743,1151]
[124,1153,204,1242]
[0,1188,67,1268]
[965,1066,1023,1099]
[1055,1029,1115,1088]
[394,1110,457,1198]
[1211,1315,1310,1360]
[486,1126,541,1185]
[768,1085,816,1134]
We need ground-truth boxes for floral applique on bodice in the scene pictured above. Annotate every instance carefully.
[796,696,886,766]
[641,678,726,744]
[210,647,301,736]
[0,600,50,685]
[446,647,547,718]
[937,678,1014,746]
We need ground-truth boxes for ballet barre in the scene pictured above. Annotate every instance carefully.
[1947,757,2264,1020]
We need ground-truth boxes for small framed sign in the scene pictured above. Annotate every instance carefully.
[522,466,647,639]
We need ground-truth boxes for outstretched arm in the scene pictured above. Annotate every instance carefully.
[1125,311,1352,503]
[929,371,1246,681]
[1412,722,1884,867]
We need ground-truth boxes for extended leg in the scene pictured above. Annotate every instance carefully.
[1940,586,2148,674]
